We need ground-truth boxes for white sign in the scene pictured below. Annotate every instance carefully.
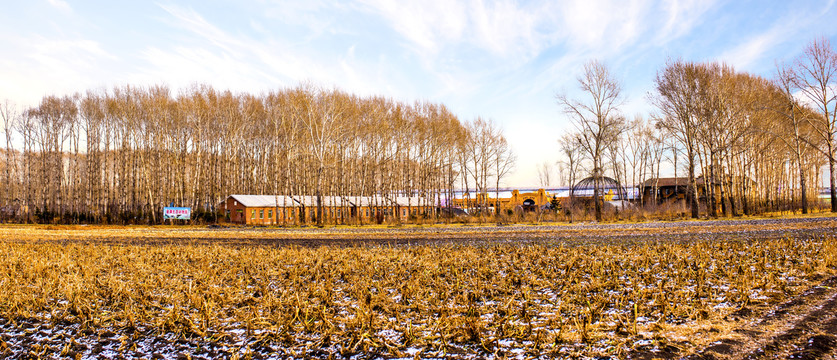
[163,207,191,220]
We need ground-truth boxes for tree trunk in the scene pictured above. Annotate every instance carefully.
[593,160,602,221]
[799,154,809,214]
[830,150,837,212]
[688,148,699,219]
[316,165,323,226]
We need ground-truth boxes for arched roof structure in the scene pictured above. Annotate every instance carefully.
[570,176,624,198]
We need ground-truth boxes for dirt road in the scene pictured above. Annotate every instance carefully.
[677,274,837,360]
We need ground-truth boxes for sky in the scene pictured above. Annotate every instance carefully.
[1,0,836,187]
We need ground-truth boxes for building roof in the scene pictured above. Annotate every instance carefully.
[641,176,721,188]
[342,196,388,207]
[228,194,434,208]
[292,195,351,207]
[228,195,299,208]
[389,196,433,207]
[641,177,690,187]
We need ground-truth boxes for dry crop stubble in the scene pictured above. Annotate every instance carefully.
[0,227,835,358]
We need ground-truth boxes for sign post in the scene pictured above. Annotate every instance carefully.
[163,207,191,224]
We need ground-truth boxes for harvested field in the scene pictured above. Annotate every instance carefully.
[1,216,836,359]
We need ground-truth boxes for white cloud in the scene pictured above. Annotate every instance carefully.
[718,30,783,71]
[139,4,413,100]
[716,8,810,71]
[134,46,277,93]
[654,0,717,45]
[0,34,115,105]
[355,0,716,103]
[262,0,342,36]
[357,0,467,53]
[151,4,311,84]
[470,0,547,57]
[3,0,835,188]
[47,0,72,12]
[157,4,239,54]
[357,0,565,60]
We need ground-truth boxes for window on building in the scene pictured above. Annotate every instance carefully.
[260,209,264,219]
[365,209,369,217]
[268,210,273,219]
[251,210,255,219]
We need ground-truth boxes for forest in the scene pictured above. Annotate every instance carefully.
[0,38,835,224]
[0,84,512,224]
[553,38,836,221]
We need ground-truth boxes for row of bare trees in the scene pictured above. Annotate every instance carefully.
[456,117,516,215]
[556,38,836,220]
[0,84,514,224]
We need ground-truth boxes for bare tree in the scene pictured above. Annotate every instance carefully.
[653,59,704,219]
[1,100,18,219]
[493,135,515,215]
[557,60,625,221]
[625,116,658,205]
[299,86,346,226]
[0,84,489,225]
[537,161,552,188]
[557,133,582,221]
[793,37,837,212]
[771,64,818,213]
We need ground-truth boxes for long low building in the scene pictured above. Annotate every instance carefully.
[220,194,434,225]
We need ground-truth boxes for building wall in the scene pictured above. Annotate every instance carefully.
[223,197,247,224]
[452,189,552,213]
[221,197,298,225]
[642,184,715,205]
[245,207,295,225]
[397,205,434,220]
[222,196,435,225]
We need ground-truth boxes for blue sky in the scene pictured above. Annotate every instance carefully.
[1,0,836,187]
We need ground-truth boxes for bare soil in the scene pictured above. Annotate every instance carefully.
[5,215,837,247]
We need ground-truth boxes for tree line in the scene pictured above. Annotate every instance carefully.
[0,84,513,224]
[555,38,836,221]
[2,38,834,224]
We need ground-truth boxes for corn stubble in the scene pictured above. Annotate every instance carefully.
[1,235,835,358]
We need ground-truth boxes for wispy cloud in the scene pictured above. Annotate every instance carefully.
[470,1,551,57]
[0,33,115,103]
[718,27,787,71]
[654,0,717,45]
[143,3,410,98]
[357,0,558,60]
[354,0,722,104]
[357,0,710,63]
[716,5,818,71]
[47,0,72,12]
[2,0,836,186]
[357,0,467,54]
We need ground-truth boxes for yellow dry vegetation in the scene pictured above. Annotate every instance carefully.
[0,226,835,358]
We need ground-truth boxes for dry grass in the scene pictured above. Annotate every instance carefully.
[0,225,836,358]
